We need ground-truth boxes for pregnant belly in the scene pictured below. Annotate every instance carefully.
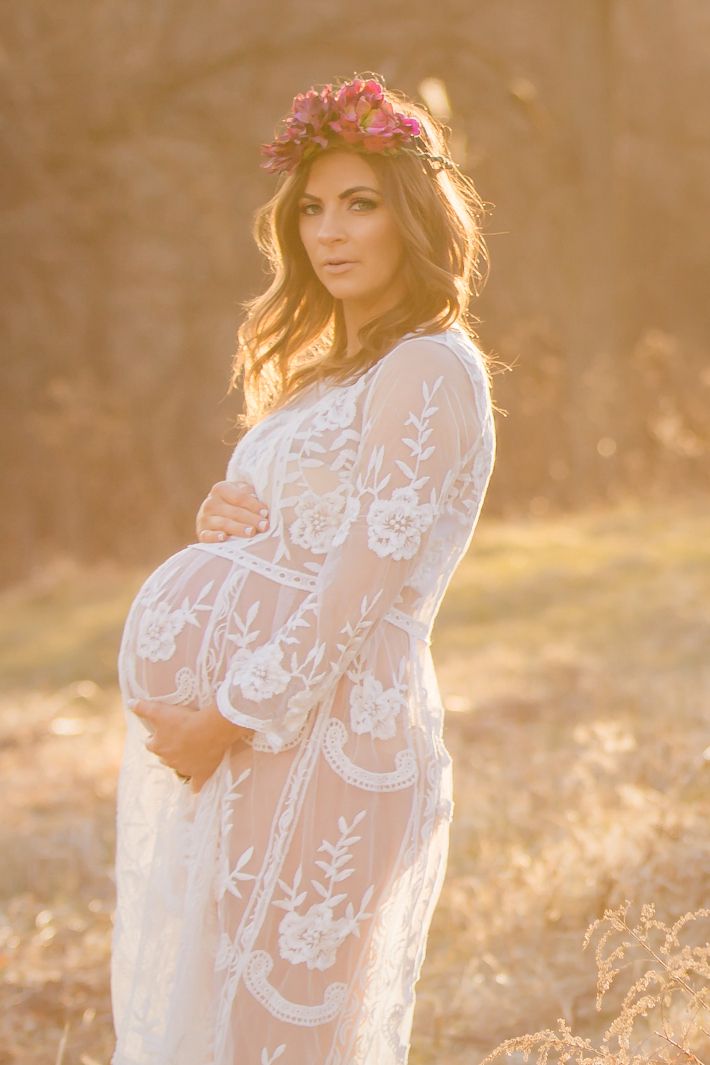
[117,544,247,709]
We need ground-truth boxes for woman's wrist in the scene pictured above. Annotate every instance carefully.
[199,701,252,750]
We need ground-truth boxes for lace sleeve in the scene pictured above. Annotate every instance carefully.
[214,337,492,751]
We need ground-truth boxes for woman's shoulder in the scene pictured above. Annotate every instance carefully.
[371,324,490,391]
[359,326,494,440]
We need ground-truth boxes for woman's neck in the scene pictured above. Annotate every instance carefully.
[340,277,408,356]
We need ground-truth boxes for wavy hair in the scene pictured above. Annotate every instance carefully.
[230,75,492,429]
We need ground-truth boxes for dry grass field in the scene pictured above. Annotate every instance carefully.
[0,500,708,1064]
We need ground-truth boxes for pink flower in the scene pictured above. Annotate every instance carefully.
[336,78,383,106]
[291,88,329,127]
[260,76,422,175]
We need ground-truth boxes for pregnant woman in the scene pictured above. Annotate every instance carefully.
[113,73,496,1065]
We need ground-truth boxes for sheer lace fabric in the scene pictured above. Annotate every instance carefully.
[112,327,496,1064]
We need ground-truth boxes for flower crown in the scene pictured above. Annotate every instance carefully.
[260,77,456,176]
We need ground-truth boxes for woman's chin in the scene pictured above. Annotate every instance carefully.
[322,279,367,298]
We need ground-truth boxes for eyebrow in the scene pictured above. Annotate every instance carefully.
[298,185,381,202]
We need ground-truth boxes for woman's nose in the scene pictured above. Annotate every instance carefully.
[316,209,346,243]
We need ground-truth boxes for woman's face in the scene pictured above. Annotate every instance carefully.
[297,149,407,317]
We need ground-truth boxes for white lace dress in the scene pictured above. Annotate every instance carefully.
[112,326,496,1065]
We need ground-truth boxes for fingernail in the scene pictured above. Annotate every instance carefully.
[257,519,268,531]
[259,508,269,517]
[216,532,226,541]
[244,526,254,535]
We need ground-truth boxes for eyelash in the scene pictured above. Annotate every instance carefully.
[299,197,377,216]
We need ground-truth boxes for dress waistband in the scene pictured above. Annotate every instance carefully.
[192,540,318,591]
[192,541,432,645]
[382,607,432,645]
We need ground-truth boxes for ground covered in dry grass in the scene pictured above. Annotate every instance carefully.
[1,500,708,1064]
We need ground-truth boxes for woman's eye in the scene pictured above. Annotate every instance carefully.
[298,198,377,216]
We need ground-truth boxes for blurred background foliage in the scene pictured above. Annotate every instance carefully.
[2,0,709,589]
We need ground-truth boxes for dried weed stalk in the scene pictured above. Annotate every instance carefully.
[479,902,710,1065]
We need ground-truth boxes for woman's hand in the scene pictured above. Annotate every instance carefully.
[196,479,270,543]
[129,699,251,793]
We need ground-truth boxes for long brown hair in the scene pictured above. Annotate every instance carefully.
[230,76,492,429]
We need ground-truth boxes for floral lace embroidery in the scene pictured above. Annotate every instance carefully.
[273,811,374,971]
[249,718,310,753]
[444,424,495,524]
[349,670,407,740]
[289,487,360,554]
[136,579,215,661]
[224,597,326,705]
[367,485,434,561]
[216,766,255,902]
[174,666,198,702]
[311,387,358,432]
[227,640,291,701]
[278,901,355,972]
[404,535,452,597]
[260,1045,287,1065]
[245,950,347,1026]
[323,720,418,793]
[360,374,452,562]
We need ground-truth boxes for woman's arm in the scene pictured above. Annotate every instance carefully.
[213,338,493,752]
[129,698,252,793]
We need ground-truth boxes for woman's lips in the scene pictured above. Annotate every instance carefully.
[322,261,357,273]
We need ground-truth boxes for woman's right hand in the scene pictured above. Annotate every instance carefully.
[195,479,270,543]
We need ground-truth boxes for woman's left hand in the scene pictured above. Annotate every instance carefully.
[128,699,249,793]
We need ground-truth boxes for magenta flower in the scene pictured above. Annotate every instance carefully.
[291,88,328,127]
[260,77,422,175]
